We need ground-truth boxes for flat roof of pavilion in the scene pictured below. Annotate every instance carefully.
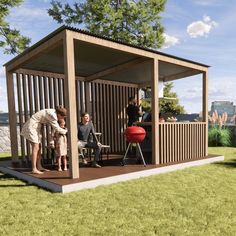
[4,25,209,85]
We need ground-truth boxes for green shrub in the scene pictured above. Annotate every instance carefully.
[208,126,231,146]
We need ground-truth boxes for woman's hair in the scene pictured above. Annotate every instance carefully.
[55,105,67,117]
[128,96,135,102]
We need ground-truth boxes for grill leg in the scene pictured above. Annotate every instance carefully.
[137,143,146,167]
[121,142,131,166]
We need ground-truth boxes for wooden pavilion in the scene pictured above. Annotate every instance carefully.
[5,26,210,180]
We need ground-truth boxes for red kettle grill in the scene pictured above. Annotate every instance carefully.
[122,126,146,166]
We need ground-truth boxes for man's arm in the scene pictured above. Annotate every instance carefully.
[90,122,99,143]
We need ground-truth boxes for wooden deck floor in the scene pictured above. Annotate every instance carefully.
[0,154,224,193]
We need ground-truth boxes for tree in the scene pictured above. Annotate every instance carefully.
[0,0,30,54]
[48,0,166,48]
[159,82,185,115]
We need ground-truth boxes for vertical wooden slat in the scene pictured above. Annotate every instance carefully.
[113,85,117,152]
[99,84,105,140]
[110,85,114,152]
[102,84,107,145]
[85,82,90,114]
[58,78,63,106]
[64,30,79,179]
[117,86,121,152]
[91,82,95,125]
[53,78,58,107]
[6,71,18,162]
[16,73,26,160]
[43,76,51,163]
[177,124,180,162]
[38,75,46,159]
[28,75,34,116]
[62,78,65,107]
[48,76,54,108]
[22,74,31,158]
[33,75,39,112]
[105,84,110,150]
[75,80,80,124]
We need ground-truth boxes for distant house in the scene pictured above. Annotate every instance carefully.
[211,101,236,117]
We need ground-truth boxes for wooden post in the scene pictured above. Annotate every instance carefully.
[6,70,19,163]
[63,30,79,179]
[151,58,159,164]
[202,70,208,156]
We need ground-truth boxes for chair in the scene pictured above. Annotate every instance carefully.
[100,144,110,160]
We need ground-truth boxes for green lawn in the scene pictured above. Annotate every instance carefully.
[0,147,236,235]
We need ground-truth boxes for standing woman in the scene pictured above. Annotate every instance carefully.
[21,106,67,174]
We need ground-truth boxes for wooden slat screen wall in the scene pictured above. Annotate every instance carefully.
[159,122,207,164]
[89,81,138,153]
[14,72,66,163]
[14,71,138,161]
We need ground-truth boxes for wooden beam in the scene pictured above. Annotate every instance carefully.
[95,79,138,88]
[157,55,209,72]
[138,81,151,89]
[202,70,208,156]
[6,32,64,72]
[151,58,159,164]
[63,30,79,179]
[163,69,200,82]
[6,71,19,162]
[15,68,85,81]
[84,57,149,82]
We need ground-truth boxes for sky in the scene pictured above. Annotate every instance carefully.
[0,0,236,113]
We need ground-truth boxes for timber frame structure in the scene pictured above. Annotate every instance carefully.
[5,26,209,179]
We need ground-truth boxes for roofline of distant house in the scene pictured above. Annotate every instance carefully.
[4,25,210,68]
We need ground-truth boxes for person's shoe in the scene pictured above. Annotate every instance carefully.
[92,162,101,168]
[82,159,88,165]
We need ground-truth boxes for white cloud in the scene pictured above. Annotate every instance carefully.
[162,33,179,48]
[187,15,218,38]
[192,0,221,6]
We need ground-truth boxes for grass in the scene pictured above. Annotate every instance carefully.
[0,152,11,158]
[0,147,236,235]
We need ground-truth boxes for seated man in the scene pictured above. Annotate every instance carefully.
[78,112,102,168]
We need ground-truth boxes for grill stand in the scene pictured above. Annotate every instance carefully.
[121,142,146,167]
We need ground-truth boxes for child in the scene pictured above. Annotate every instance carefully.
[51,119,68,171]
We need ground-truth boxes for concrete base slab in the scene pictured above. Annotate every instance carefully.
[0,155,224,193]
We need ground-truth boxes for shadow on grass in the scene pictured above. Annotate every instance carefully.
[0,173,33,188]
[212,159,236,168]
